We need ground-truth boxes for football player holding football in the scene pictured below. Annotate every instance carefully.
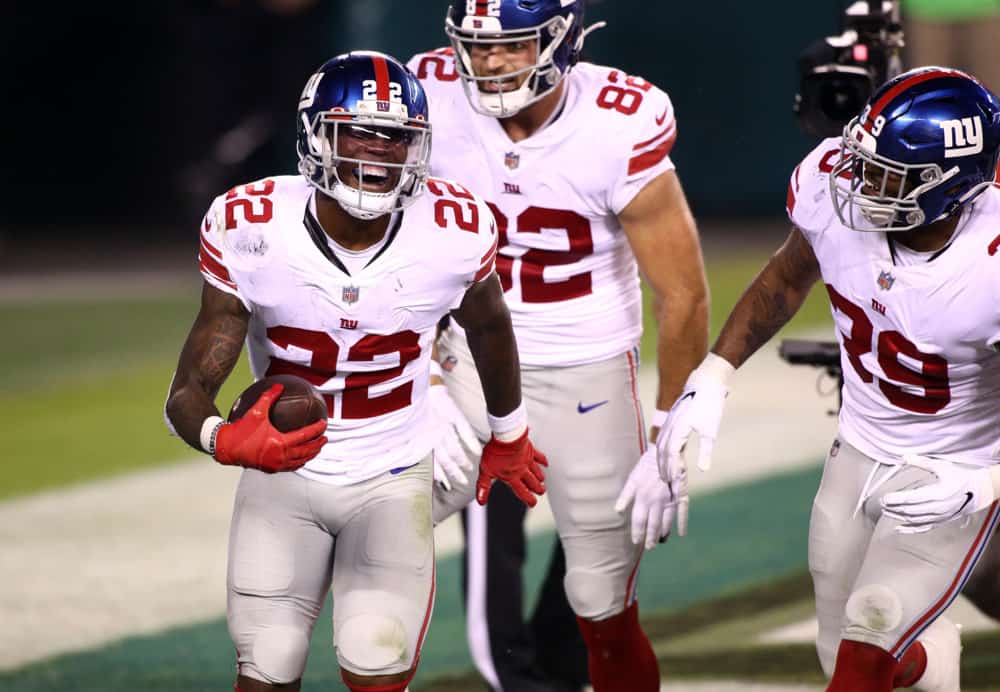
[164,51,546,692]
[408,2,710,690]
[659,67,1000,692]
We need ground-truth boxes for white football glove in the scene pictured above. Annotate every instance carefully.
[428,383,481,491]
[615,446,689,549]
[881,455,1000,534]
[656,353,735,482]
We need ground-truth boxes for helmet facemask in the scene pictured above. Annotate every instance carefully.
[445,12,578,118]
[298,108,431,220]
[829,118,962,232]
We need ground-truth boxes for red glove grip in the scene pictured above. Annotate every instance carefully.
[214,384,328,473]
[476,428,547,507]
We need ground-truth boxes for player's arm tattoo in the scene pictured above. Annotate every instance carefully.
[199,312,247,394]
[165,283,250,451]
[713,227,821,368]
[452,273,523,417]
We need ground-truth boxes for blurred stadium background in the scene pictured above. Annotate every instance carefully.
[2,1,999,690]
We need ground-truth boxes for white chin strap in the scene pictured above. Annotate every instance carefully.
[475,82,534,117]
[330,182,401,220]
[859,205,901,228]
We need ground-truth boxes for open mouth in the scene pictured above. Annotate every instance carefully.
[480,76,520,93]
[350,164,396,191]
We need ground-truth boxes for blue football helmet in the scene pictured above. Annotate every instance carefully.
[830,66,1000,232]
[296,51,432,220]
[444,0,602,117]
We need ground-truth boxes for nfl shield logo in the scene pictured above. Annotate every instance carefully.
[504,151,520,170]
[877,270,895,291]
[342,285,360,304]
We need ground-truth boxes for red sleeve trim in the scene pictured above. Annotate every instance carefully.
[474,235,498,282]
[786,164,801,215]
[473,263,494,283]
[632,122,675,152]
[199,246,234,285]
[627,130,676,176]
[200,233,223,262]
[199,264,236,290]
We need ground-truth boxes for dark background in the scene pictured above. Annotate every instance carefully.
[0,0,842,253]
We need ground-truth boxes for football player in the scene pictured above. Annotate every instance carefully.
[659,67,1000,692]
[407,2,710,690]
[164,51,546,692]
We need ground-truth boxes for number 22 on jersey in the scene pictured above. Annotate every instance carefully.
[265,327,422,420]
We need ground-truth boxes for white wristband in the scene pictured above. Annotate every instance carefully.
[651,409,669,428]
[429,360,443,379]
[200,415,225,455]
[488,401,527,442]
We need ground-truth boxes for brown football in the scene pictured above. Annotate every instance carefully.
[227,374,328,432]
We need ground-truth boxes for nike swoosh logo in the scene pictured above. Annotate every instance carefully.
[678,391,695,403]
[655,108,668,126]
[577,400,609,414]
[957,492,974,514]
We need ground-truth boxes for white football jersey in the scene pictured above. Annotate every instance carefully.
[198,175,498,485]
[407,49,677,367]
[788,138,1000,466]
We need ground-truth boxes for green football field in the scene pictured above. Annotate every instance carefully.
[1,250,831,499]
[9,251,999,690]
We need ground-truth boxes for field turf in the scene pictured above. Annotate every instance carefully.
[2,251,831,500]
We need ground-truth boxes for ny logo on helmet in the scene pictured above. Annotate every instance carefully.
[940,116,983,158]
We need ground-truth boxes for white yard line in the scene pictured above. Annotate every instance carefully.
[0,339,838,670]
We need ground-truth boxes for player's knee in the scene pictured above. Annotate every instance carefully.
[564,568,620,620]
[248,624,310,684]
[843,584,903,642]
[337,613,409,674]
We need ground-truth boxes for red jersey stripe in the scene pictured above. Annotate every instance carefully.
[480,235,498,265]
[473,264,493,283]
[786,164,801,215]
[475,239,498,282]
[372,56,390,102]
[889,501,1000,656]
[199,248,233,284]
[632,122,675,151]
[199,264,237,291]
[627,130,676,175]
[200,234,223,262]
[867,69,964,129]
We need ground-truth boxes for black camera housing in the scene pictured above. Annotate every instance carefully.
[794,1,904,138]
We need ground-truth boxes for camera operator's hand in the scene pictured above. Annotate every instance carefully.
[657,353,735,483]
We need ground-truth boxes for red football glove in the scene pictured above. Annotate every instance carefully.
[214,384,328,473]
[476,429,547,507]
